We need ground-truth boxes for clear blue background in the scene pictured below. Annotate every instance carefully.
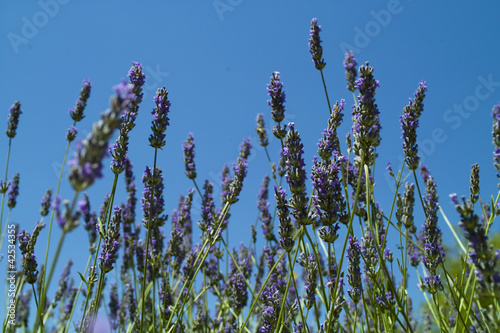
[1,0,500,329]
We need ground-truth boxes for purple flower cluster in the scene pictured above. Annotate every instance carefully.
[108,283,119,330]
[257,175,275,242]
[318,99,345,160]
[298,252,318,309]
[400,81,427,171]
[491,103,500,183]
[469,163,480,205]
[255,113,269,147]
[99,206,122,273]
[311,101,348,231]
[168,190,194,270]
[128,61,146,104]
[53,259,72,306]
[360,231,379,280]
[18,222,45,284]
[267,72,287,139]
[227,244,253,314]
[53,196,80,232]
[309,18,326,70]
[68,82,135,191]
[344,50,358,92]
[199,179,215,234]
[66,126,78,144]
[7,172,20,209]
[6,101,22,138]
[69,78,92,122]
[398,182,416,233]
[451,193,500,304]
[375,291,396,311]
[141,166,168,229]
[182,132,197,180]
[421,169,444,293]
[259,282,281,333]
[149,87,171,149]
[110,64,145,174]
[346,235,362,303]
[78,193,97,252]
[282,123,314,226]
[351,62,381,165]
[274,186,294,252]
[40,188,52,216]
[226,138,252,204]
[311,156,343,242]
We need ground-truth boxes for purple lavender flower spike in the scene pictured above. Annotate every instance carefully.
[226,138,252,204]
[199,179,215,234]
[7,172,20,209]
[309,18,326,70]
[258,175,275,242]
[346,235,362,303]
[149,86,171,149]
[6,101,22,138]
[69,78,92,122]
[282,123,315,226]
[421,170,445,293]
[400,182,416,231]
[128,61,146,104]
[18,222,45,284]
[267,72,287,139]
[351,62,381,166]
[255,113,269,147]
[69,81,135,191]
[53,259,72,306]
[259,282,281,332]
[109,283,120,330]
[274,186,294,252]
[141,166,168,229]
[453,193,500,305]
[401,81,428,170]
[110,65,145,174]
[79,193,97,252]
[183,132,197,180]
[491,103,500,184]
[420,164,431,182]
[40,188,52,216]
[66,125,78,142]
[99,206,122,273]
[344,50,358,92]
[469,163,480,204]
[298,252,318,309]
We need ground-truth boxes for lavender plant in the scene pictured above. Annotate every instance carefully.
[2,18,500,333]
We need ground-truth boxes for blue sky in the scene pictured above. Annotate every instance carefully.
[1,0,500,328]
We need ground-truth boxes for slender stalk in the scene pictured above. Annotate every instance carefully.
[319,69,332,113]
[0,138,12,245]
[64,254,92,333]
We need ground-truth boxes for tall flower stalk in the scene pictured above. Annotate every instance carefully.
[1,101,22,247]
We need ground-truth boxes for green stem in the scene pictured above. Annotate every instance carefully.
[64,254,92,333]
[0,138,12,247]
[319,69,332,113]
